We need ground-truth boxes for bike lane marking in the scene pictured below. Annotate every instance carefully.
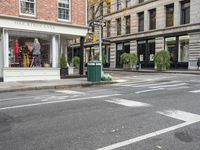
[97,110,200,150]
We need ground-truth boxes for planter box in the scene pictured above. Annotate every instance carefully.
[68,67,74,75]
[60,68,68,77]
[3,68,60,82]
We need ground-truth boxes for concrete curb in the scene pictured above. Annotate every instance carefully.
[0,81,117,93]
[104,69,200,75]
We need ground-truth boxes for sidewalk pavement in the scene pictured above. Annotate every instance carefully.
[104,68,200,75]
[0,77,117,93]
[0,69,200,93]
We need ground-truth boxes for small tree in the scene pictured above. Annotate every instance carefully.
[120,53,130,65]
[72,56,80,68]
[154,50,171,71]
[60,53,67,68]
[93,52,106,65]
[129,53,138,67]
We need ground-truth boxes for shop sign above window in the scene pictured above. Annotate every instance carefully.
[58,0,71,21]
[20,0,36,16]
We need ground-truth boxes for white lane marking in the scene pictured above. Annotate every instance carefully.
[157,110,200,122]
[105,99,151,107]
[42,95,80,102]
[135,88,164,94]
[189,89,200,93]
[97,110,200,150]
[0,94,121,111]
[126,81,181,88]
[150,83,187,89]
[55,90,84,94]
[0,94,63,102]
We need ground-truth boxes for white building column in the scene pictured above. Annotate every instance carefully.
[144,10,149,31]
[3,30,9,68]
[174,1,181,26]
[110,43,116,68]
[157,6,165,29]
[52,35,59,68]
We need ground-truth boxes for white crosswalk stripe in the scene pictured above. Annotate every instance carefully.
[105,98,152,107]
[189,89,200,93]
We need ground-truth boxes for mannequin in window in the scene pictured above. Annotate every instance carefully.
[32,38,41,67]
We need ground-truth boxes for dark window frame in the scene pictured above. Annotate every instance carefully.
[116,18,121,35]
[125,15,131,34]
[180,0,190,24]
[166,4,174,27]
[149,9,156,30]
[138,12,144,32]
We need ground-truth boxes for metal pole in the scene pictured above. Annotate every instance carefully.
[99,25,102,76]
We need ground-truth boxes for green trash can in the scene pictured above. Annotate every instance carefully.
[87,61,102,82]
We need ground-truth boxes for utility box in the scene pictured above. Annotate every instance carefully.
[87,61,102,82]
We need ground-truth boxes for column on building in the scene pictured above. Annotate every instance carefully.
[188,32,200,69]
[144,10,149,31]
[52,35,59,68]
[155,37,165,52]
[131,13,138,34]
[174,1,181,26]
[110,43,116,68]
[3,30,9,68]
[155,37,165,69]
[156,6,165,29]
[130,40,137,54]
[121,16,126,35]
[190,0,200,24]
[0,29,3,77]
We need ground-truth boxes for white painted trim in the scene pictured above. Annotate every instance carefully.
[3,30,9,68]
[0,17,87,37]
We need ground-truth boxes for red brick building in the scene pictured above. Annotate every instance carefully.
[0,0,88,82]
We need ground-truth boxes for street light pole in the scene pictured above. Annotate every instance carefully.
[99,25,102,77]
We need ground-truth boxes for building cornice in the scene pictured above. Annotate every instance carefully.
[105,23,200,42]
[0,14,89,29]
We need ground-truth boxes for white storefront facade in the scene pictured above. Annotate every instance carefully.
[0,15,87,82]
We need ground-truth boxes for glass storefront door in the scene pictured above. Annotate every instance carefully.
[178,35,189,62]
[165,36,189,68]
[165,37,177,66]
[116,42,130,68]
[138,39,155,68]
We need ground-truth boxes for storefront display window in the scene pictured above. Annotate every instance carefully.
[8,32,51,68]
[165,37,176,62]
[179,35,189,62]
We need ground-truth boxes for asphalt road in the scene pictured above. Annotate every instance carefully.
[0,72,200,150]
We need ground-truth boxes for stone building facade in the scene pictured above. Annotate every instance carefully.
[0,0,88,81]
[103,0,200,69]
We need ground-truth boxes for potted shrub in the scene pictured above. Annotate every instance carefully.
[129,53,138,70]
[154,50,171,71]
[120,52,130,70]
[60,53,68,76]
[73,56,80,69]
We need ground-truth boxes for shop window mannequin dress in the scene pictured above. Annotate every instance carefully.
[32,38,41,67]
